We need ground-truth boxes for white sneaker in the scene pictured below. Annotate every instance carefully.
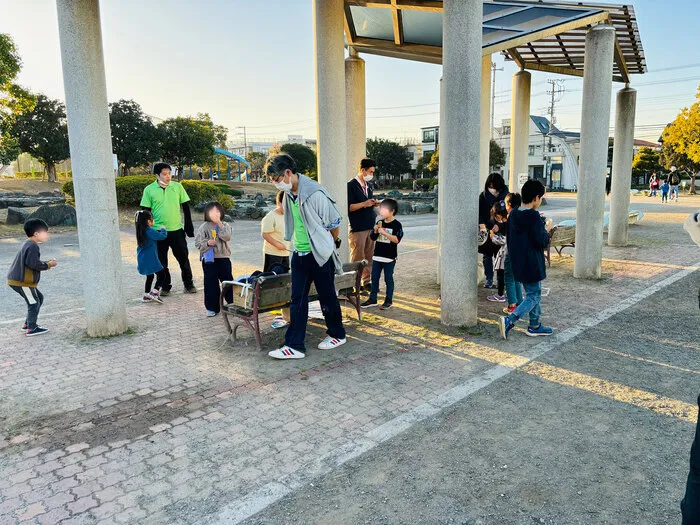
[318,336,347,350]
[268,346,305,360]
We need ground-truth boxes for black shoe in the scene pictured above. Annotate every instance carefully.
[361,299,378,308]
[185,286,198,294]
[380,301,393,310]
[26,326,49,337]
[22,322,27,331]
[160,289,171,297]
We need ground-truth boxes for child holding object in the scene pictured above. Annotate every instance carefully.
[135,210,167,304]
[194,202,233,317]
[362,198,404,310]
[502,193,523,314]
[487,201,509,304]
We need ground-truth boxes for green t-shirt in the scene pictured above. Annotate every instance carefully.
[140,181,190,231]
[289,198,311,252]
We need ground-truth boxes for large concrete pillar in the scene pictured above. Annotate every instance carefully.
[345,49,366,201]
[608,87,637,246]
[509,70,531,192]
[440,0,481,327]
[437,77,445,285]
[56,0,127,337]
[574,24,615,279]
[480,55,492,188]
[313,0,348,262]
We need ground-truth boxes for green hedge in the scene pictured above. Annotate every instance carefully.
[62,177,226,207]
[214,183,244,198]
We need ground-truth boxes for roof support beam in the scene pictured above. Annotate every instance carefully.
[391,1,404,45]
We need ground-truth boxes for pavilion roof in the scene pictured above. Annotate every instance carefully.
[344,0,646,83]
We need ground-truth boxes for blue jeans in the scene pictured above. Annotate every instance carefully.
[507,281,542,328]
[503,254,523,306]
[671,185,679,199]
[285,252,345,353]
[370,259,396,302]
[662,191,668,203]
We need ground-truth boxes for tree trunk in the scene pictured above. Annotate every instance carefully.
[690,173,697,195]
[120,165,130,177]
[46,163,57,183]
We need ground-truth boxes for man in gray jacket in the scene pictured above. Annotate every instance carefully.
[264,154,346,360]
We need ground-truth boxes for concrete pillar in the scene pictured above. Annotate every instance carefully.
[313,0,348,262]
[440,0,481,327]
[509,70,531,192]
[608,87,637,246]
[56,0,127,337]
[574,24,615,279]
[437,77,445,285]
[480,55,492,188]
[345,49,366,199]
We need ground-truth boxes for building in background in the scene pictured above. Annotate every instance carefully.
[228,135,317,157]
[421,126,439,155]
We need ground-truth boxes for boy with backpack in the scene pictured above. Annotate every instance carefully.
[498,180,553,339]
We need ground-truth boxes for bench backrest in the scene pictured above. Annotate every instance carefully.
[550,225,576,246]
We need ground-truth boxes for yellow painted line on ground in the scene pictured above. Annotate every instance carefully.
[523,361,698,424]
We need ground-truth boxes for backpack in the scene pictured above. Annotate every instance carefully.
[671,173,681,185]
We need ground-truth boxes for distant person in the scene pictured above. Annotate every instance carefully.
[479,172,509,289]
[194,202,233,317]
[198,167,203,180]
[661,180,670,203]
[264,153,346,360]
[7,218,57,336]
[605,174,611,196]
[348,158,379,290]
[134,209,167,304]
[649,173,659,197]
[362,198,404,310]
[498,180,553,339]
[261,190,291,329]
[140,163,196,295]
[669,167,681,201]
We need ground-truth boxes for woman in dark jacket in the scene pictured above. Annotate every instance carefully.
[478,172,509,288]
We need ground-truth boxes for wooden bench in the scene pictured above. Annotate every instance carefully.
[220,260,367,349]
[546,225,576,267]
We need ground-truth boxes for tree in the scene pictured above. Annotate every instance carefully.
[280,142,317,179]
[427,147,439,175]
[0,33,36,164]
[9,94,69,182]
[490,139,506,169]
[246,151,266,180]
[416,151,435,178]
[109,99,160,177]
[158,116,216,180]
[631,146,662,182]
[365,138,411,183]
[661,86,700,195]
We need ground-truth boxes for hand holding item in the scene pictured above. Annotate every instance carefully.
[48,259,57,268]
[207,239,217,247]
[492,224,500,233]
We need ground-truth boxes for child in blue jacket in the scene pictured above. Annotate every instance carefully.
[135,210,167,303]
[498,180,553,339]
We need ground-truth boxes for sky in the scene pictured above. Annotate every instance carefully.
[1,0,699,145]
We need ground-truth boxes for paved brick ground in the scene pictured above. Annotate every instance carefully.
[1,197,698,524]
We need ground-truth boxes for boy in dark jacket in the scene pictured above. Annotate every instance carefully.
[6,219,57,336]
[498,180,553,339]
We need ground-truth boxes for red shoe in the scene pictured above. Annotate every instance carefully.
[502,305,516,314]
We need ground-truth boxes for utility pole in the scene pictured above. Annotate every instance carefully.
[545,79,565,186]
[490,62,504,139]
[236,126,247,155]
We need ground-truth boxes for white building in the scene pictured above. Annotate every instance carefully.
[496,116,581,191]
[228,135,317,158]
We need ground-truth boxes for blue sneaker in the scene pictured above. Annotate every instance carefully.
[526,324,553,337]
[498,316,514,340]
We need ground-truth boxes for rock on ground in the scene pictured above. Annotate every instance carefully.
[28,204,77,227]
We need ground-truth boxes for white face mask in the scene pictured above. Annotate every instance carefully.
[364,174,374,183]
[275,180,292,192]
[488,187,499,197]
